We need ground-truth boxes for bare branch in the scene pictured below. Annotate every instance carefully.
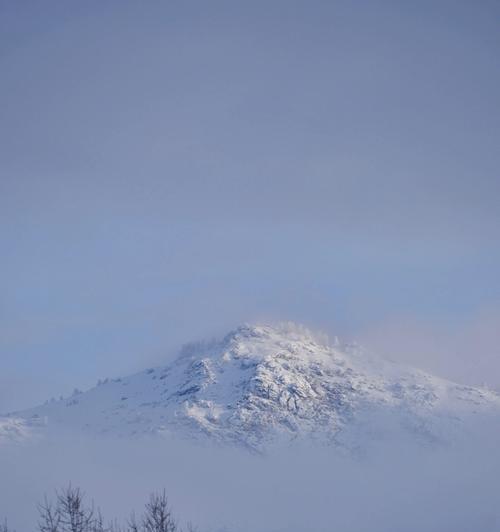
[1,519,14,532]
[142,491,177,532]
[38,495,61,532]
[56,485,95,532]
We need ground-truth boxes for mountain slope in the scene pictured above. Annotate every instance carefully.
[2,323,499,451]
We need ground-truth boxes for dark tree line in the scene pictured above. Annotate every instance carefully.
[2,486,196,532]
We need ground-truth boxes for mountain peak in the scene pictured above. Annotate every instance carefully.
[226,321,330,343]
[2,322,500,452]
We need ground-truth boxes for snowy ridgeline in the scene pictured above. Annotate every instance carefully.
[2,323,500,452]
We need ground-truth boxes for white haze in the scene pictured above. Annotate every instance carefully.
[1,423,499,532]
[359,305,500,391]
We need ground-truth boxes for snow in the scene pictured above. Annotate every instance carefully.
[2,322,500,452]
[0,415,43,444]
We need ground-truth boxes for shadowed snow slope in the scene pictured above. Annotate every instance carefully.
[2,323,500,452]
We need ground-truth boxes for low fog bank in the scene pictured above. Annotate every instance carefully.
[1,424,499,532]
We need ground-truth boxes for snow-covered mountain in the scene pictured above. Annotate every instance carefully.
[2,323,499,452]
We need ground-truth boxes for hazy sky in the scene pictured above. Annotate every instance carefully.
[1,1,499,411]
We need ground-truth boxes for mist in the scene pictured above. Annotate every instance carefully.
[359,305,500,391]
[1,423,499,532]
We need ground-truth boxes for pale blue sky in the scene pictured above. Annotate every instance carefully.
[1,1,499,411]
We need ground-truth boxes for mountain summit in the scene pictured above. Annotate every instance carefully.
[2,323,499,451]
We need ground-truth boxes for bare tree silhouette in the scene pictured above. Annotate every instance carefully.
[29,486,195,532]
